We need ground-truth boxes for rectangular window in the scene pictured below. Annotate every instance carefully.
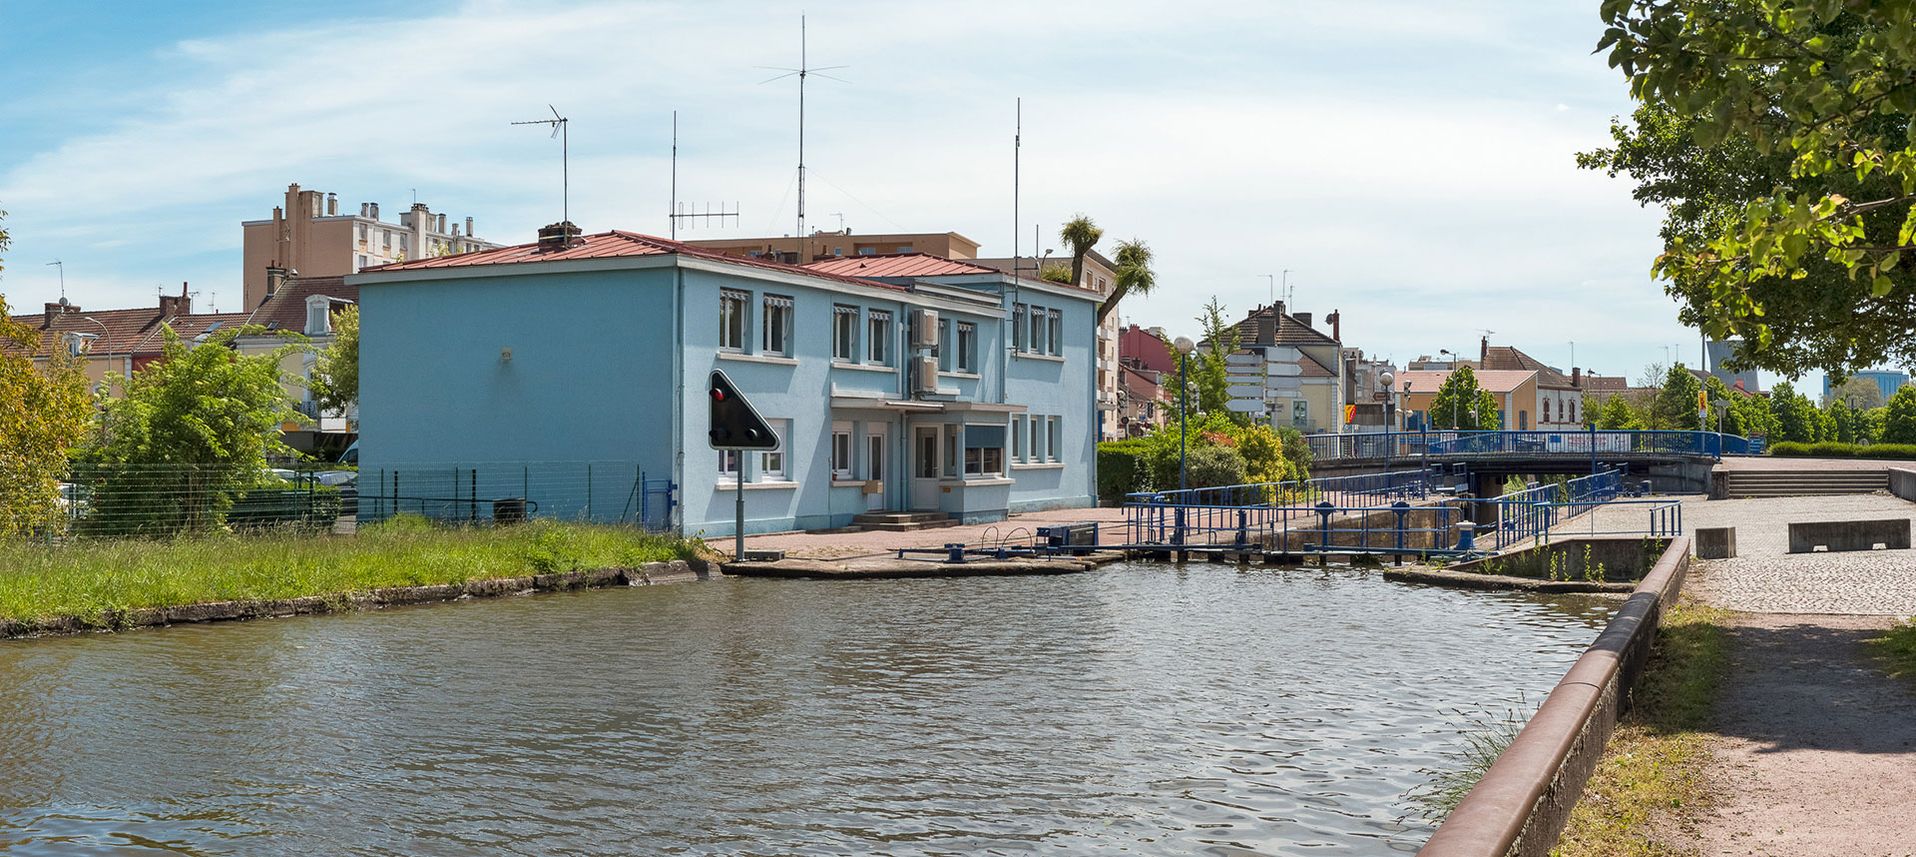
[760,419,790,481]
[1029,305,1047,354]
[1047,416,1062,462]
[867,432,885,481]
[718,449,739,478]
[356,254,368,270]
[382,229,392,250]
[1012,304,1028,351]
[1030,415,1045,462]
[832,305,858,361]
[867,309,891,364]
[719,289,749,351]
[895,245,913,253]
[918,430,939,478]
[858,247,876,256]
[1011,414,1026,462]
[935,318,950,370]
[944,427,958,477]
[956,322,977,373]
[964,424,1006,477]
[762,294,793,356]
[831,422,853,479]
[1047,309,1063,356]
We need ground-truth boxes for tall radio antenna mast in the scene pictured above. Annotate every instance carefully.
[759,15,846,262]
[668,110,740,240]
[46,260,64,302]
[511,104,570,228]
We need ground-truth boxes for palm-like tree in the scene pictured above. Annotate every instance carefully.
[1098,239,1154,323]
[1059,215,1103,289]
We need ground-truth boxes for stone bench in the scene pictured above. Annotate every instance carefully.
[1696,526,1736,559]
[1787,519,1912,554]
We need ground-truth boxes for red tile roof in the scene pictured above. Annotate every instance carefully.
[6,305,171,358]
[803,253,1000,278]
[364,229,906,292]
[244,276,356,333]
[1482,345,1574,388]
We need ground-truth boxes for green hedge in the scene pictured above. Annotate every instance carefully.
[1768,441,1916,459]
[1097,439,1151,506]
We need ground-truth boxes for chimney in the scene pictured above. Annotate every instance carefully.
[1256,310,1276,346]
[1480,336,1489,365]
[360,202,370,217]
[265,266,288,297]
[43,301,73,326]
[369,202,380,220]
[1328,309,1341,342]
[326,193,337,216]
[1294,311,1312,329]
[1572,367,1582,388]
[537,221,581,251]
[465,216,474,236]
[158,288,190,319]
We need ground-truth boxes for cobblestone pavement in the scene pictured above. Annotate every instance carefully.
[1556,493,1916,615]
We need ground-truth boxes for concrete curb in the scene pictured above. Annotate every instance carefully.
[1418,535,1692,857]
[720,550,1127,579]
[0,560,707,641]
[1382,568,1636,594]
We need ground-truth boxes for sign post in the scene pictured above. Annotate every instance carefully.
[707,369,780,560]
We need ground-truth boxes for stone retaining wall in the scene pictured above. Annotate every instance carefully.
[1890,467,1916,502]
[1417,536,1692,857]
[0,560,707,640]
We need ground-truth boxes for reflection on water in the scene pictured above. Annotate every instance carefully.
[0,564,1610,856]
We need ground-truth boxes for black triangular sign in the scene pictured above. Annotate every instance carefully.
[707,369,781,450]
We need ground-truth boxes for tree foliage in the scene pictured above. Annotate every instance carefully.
[0,293,93,538]
[1768,382,1823,443]
[1060,214,1103,290]
[1651,363,1705,430]
[78,326,299,534]
[1592,394,1646,429]
[1883,384,1916,444]
[310,304,359,413]
[1830,374,1887,409]
[1097,238,1155,323]
[1594,2,1916,376]
[1192,297,1243,422]
[1428,366,1502,429]
[1038,263,1074,284]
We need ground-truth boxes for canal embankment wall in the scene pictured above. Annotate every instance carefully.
[0,560,709,640]
[1417,535,1692,857]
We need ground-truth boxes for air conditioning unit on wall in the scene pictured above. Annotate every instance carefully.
[914,355,939,393]
[912,309,939,348]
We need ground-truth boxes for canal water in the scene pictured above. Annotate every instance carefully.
[0,563,1611,856]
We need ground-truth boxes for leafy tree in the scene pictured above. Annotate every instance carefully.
[0,297,93,538]
[1651,363,1705,431]
[1038,263,1074,284]
[1829,375,1887,410]
[1594,3,1916,377]
[309,304,359,413]
[1185,444,1248,490]
[1593,394,1645,430]
[1192,297,1243,422]
[1059,215,1103,290]
[1860,405,1887,443]
[1883,385,1916,444]
[78,326,299,534]
[1098,239,1155,324]
[1234,423,1301,486]
[1428,365,1501,429]
[1770,382,1822,444]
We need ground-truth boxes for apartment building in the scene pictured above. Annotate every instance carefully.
[241,183,498,311]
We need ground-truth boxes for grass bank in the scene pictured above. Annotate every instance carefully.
[1867,617,1916,681]
[0,517,702,627]
[1551,602,1730,857]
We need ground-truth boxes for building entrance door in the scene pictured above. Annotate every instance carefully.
[911,425,942,511]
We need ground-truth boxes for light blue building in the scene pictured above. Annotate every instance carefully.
[349,227,1098,536]
[1823,368,1909,404]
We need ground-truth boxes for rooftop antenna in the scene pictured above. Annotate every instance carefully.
[45,260,65,304]
[830,212,846,232]
[668,110,740,240]
[1014,97,1021,279]
[511,104,570,228]
[759,14,847,262]
[1281,269,1292,307]
[1262,274,1275,305]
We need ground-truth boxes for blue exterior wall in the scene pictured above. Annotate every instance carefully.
[356,266,679,522]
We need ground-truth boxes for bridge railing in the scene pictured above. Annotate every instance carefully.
[1307,429,1761,461]
[1121,469,1442,549]
[1492,470,1622,548]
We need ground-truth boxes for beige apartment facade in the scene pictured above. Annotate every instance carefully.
[241,183,498,311]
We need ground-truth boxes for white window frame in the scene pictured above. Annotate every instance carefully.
[1029,305,1047,354]
[1047,309,1063,356]
[1030,414,1045,462]
[956,321,977,373]
[1012,303,1028,351]
[1047,416,1062,463]
[719,288,749,352]
[963,424,1005,477]
[760,419,790,482]
[866,431,886,481]
[832,305,859,362]
[305,296,332,336]
[867,309,891,365]
[831,421,854,480]
[1011,414,1026,462]
[762,294,794,356]
[718,448,740,478]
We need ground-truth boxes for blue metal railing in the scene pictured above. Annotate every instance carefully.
[1492,470,1622,548]
[1122,470,1453,552]
[1307,429,1761,462]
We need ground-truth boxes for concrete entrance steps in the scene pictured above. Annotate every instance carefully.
[851,511,960,532]
[1721,469,1889,498]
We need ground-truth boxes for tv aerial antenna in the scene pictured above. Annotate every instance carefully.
[511,105,571,228]
[667,110,740,240]
[758,14,847,261]
[45,260,65,304]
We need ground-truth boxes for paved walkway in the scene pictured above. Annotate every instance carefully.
[1564,489,1916,856]
[732,506,1130,559]
[1712,455,1916,472]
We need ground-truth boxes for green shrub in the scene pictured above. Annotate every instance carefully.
[1185,445,1248,489]
[1096,439,1151,506]
[1769,441,1916,459]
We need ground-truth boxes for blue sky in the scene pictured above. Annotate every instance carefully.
[0,0,1788,389]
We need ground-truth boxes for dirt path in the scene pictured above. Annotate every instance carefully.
[1697,613,1916,857]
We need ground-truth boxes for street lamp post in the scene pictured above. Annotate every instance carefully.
[1172,336,1196,556]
